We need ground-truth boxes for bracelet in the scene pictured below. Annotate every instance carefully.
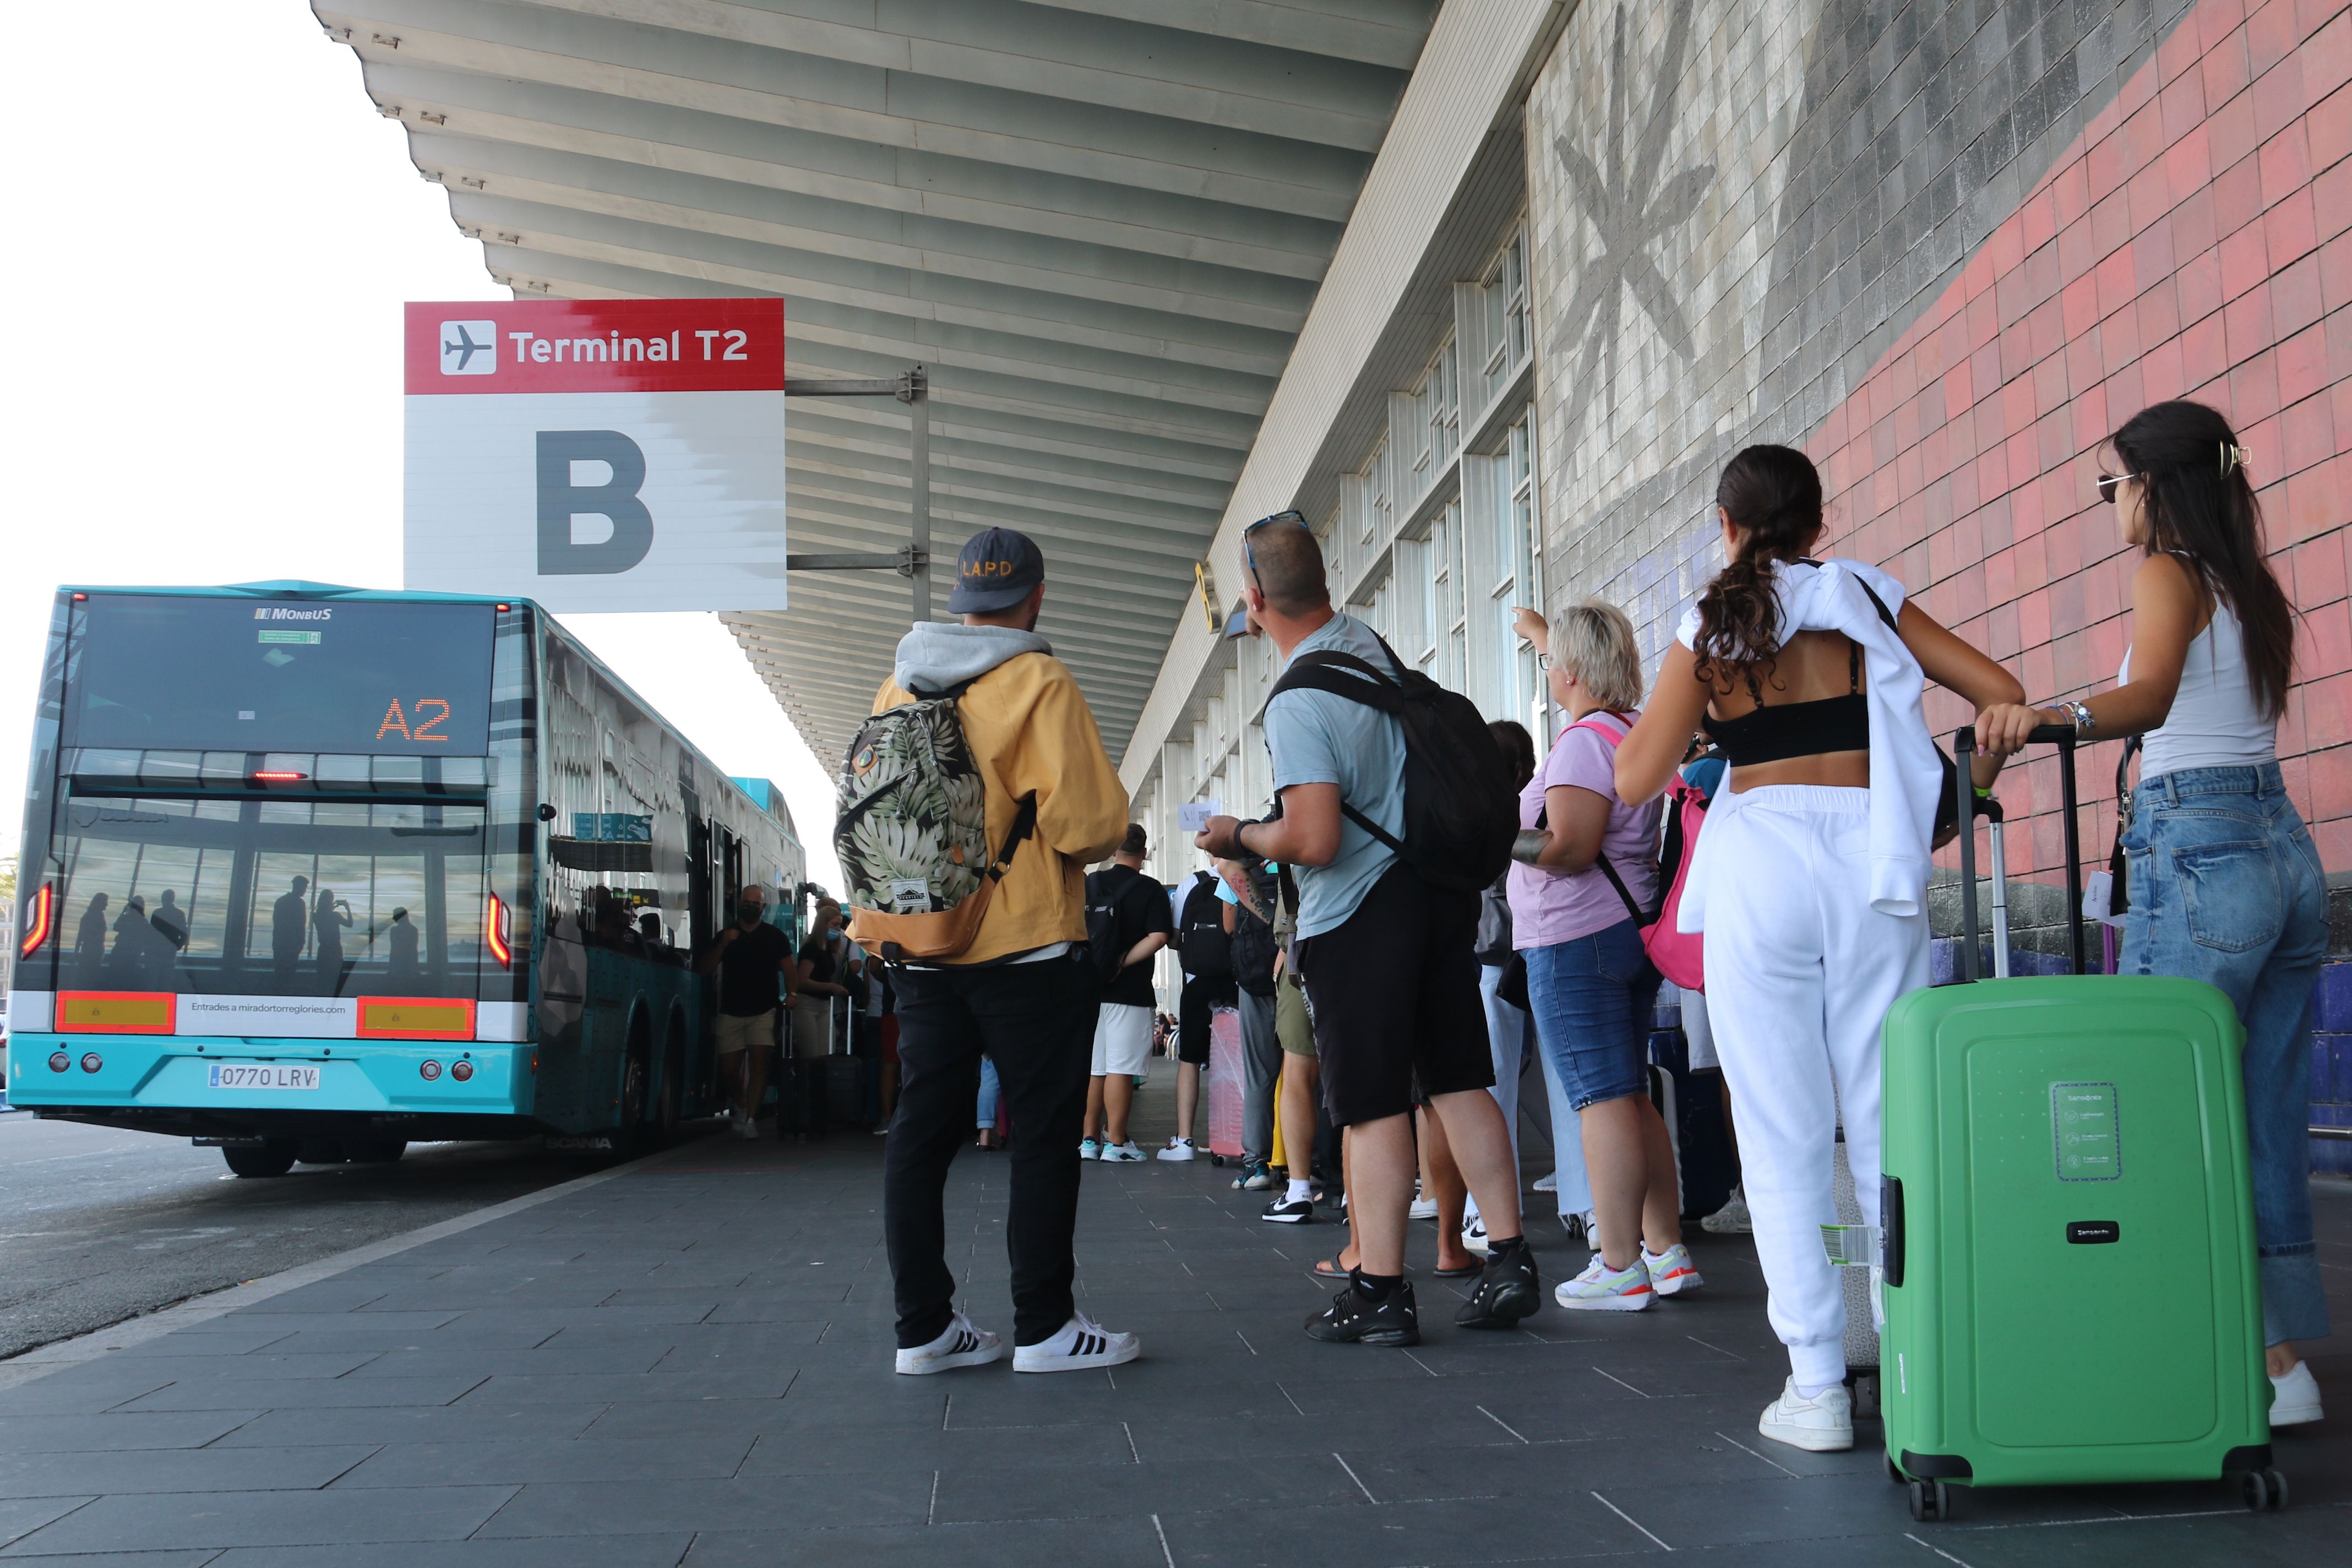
[2056,699,2095,736]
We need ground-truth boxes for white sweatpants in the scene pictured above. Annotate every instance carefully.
[1701,786,1927,1391]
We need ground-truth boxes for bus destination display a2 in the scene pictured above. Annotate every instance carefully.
[64,595,495,755]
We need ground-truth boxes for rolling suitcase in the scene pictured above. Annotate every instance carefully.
[1880,726,2276,1521]
[1203,1003,1245,1163]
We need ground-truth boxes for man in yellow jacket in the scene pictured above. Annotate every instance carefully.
[868,527,1142,1376]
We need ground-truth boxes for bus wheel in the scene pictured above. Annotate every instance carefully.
[346,1138,407,1164]
[296,1139,349,1166]
[619,1050,649,1133]
[223,1141,298,1178]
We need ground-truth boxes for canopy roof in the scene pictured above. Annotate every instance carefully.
[325,0,1436,761]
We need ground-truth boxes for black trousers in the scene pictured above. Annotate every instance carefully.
[884,948,1099,1349]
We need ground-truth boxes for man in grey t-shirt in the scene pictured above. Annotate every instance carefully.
[1196,514,1537,1349]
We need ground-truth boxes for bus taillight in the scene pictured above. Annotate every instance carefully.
[18,883,53,959]
[486,893,513,967]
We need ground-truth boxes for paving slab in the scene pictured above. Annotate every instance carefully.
[0,1081,2337,1565]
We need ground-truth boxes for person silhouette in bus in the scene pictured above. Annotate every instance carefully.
[150,890,189,953]
[385,907,421,985]
[312,888,351,994]
[106,895,161,988]
[271,876,311,986]
[73,892,111,980]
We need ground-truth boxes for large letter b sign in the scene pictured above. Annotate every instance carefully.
[537,429,653,575]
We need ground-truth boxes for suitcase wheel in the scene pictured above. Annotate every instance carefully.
[2237,1468,2289,1512]
[1208,1154,1226,1167]
[1883,1452,1903,1485]
[1906,1479,1952,1523]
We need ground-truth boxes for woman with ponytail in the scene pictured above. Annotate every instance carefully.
[1979,400,2329,1425]
[1615,445,2024,1453]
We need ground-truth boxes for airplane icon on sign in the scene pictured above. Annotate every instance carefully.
[438,320,498,374]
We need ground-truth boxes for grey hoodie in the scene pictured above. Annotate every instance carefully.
[892,622,1053,695]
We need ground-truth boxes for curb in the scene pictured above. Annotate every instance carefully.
[0,1133,720,1393]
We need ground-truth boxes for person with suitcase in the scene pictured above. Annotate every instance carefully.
[1160,865,1236,1164]
[1215,856,1286,1187]
[1977,400,2330,1427]
[1614,445,2024,1450]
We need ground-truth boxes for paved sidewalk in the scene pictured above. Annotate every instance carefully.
[0,1085,2342,1566]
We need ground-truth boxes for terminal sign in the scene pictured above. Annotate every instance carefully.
[404,299,788,612]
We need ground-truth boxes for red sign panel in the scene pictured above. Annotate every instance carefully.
[403,299,784,395]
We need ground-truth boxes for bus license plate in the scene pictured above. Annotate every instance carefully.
[207,1064,321,1091]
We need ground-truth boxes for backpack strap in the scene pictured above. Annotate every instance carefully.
[1553,715,1651,924]
[1266,650,1409,851]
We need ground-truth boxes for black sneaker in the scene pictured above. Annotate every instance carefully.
[1305,1281,1419,1346]
[1455,1245,1541,1330]
[1260,1195,1316,1223]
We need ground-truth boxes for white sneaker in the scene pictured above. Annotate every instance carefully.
[1532,1170,1558,1193]
[1013,1311,1139,1373]
[1759,1376,1853,1451]
[1461,1217,1491,1256]
[734,1117,761,1141]
[1408,1195,1440,1221]
[1156,1138,1196,1162]
[1642,1243,1703,1297]
[2271,1360,2324,1426]
[895,1311,1003,1375]
[1098,1141,1146,1163]
[1554,1255,1653,1312]
[1077,1139,1102,1160]
[1702,1186,1753,1235]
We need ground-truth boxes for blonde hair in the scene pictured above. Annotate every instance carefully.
[1550,598,1645,712]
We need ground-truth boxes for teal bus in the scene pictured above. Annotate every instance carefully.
[8,582,804,1174]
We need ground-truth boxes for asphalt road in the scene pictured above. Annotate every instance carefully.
[0,1110,584,1360]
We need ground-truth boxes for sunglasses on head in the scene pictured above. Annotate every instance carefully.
[2095,471,2142,505]
[1240,509,1306,590]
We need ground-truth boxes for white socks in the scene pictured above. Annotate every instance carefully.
[1286,1178,1313,1203]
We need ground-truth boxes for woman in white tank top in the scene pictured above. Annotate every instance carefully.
[1980,400,2330,1425]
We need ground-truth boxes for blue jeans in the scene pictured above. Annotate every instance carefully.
[2120,761,2331,1346]
[1525,919,1660,1113]
[976,1055,1001,1130]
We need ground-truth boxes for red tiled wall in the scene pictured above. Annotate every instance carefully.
[1811,0,2352,884]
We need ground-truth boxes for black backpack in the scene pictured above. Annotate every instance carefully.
[1268,630,1517,894]
[1175,872,1233,980]
[1227,865,1279,998]
[1083,868,1132,981]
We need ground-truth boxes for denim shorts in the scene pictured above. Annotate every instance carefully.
[1524,918,1660,1112]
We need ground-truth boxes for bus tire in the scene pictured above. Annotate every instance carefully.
[223,1141,298,1178]
[346,1137,407,1164]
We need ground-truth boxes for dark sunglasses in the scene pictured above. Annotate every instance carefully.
[2095,471,2142,505]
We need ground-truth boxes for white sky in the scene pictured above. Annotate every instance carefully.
[0,6,842,892]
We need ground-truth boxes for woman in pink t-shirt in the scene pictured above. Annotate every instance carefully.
[1508,600,1697,1314]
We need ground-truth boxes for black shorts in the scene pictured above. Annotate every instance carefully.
[1177,974,1235,1066]
[1290,862,1493,1128]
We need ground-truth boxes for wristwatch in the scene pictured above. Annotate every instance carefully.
[2057,699,2095,736]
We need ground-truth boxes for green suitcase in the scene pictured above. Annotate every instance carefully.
[1879,726,2277,1522]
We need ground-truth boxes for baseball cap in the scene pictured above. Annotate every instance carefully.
[948,527,1045,613]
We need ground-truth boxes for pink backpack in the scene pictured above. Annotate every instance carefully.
[1568,717,1709,992]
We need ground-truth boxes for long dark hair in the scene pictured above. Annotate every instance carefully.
[1691,445,1825,694]
[2110,401,2295,719]
[1488,720,1536,791]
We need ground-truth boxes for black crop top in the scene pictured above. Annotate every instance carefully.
[1700,638,1870,766]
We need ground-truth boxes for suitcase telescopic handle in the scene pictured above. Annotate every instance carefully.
[1953,725,2086,979]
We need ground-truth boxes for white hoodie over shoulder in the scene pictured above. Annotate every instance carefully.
[1673,558,1942,926]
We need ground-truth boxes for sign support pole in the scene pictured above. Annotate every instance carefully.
[782,364,932,623]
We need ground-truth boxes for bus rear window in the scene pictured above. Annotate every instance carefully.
[65,595,496,755]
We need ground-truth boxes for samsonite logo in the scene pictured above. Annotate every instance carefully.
[439,320,498,375]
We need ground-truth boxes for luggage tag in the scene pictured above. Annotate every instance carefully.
[1820,1223,1881,1267]
[2082,869,2125,928]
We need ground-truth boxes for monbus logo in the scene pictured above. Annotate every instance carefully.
[253,607,333,621]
